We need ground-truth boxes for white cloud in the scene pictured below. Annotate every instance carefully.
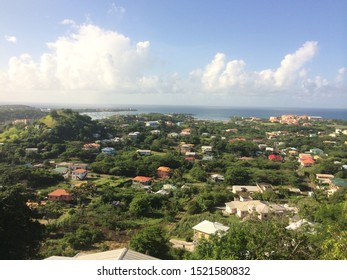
[4,35,17,43]
[0,23,345,107]
[193,40,345,99]
[61,19,76,26]
[1,23,154,97]
[108,3,126,15]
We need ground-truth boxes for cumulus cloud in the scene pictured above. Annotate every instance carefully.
[1,23,154,96]
[193,40,346,99]
[0,23,345,106]
[4,35,17,43]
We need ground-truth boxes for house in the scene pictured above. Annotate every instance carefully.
[185,156,195,162]
[132,176,152,189]
[210,174,224,182]
[71,169,88,180]
[328,178,347,195]
[155,190,169,195]
[180,128,192,136]
[13,119,32,125]
[48,189,73,202]
[83,143,100,152]
[128,132,140,140]
[137,149,151,156]
[180,143,194,154]
[53,167,69,179]
[70,163,89,170]
[257,183,273,193]
[185,152,196,159]
[192,220,229,241]
[168,132,179,138]
[150,130,161,135]
[268,154,283,162]
[162,184,177,190]
[225,200,287,220]
[310,148,325,157]
[25,148,39,154]
[232,185,260,194]
[316,174,334,185]
[298,153,315,167]
[101,147,116,155]
[45,248,159,260]
[201,146,212,154]
[157,166,171,179]
[286,219,314,231]
[145,121,159,128]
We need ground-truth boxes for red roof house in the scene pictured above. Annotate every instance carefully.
[268,154,283,162]
[48,189,73,202]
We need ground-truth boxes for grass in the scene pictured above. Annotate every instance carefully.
[39,115,57,128]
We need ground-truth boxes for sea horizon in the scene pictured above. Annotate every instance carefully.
[1,102,346,121]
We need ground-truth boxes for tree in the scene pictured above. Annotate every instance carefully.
[225,166,252,185]
[189,163,208,182]
[129,226,171,259]
[0,184,44,259]
[129,194,152,217]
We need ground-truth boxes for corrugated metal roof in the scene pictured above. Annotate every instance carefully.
[44,248,159,260]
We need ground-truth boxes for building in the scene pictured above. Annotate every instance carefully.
[210,174,225,182]
[180,143,194,154]
[157,166,171,179]
[53,167,69,179]
[137,149,151,156]
[145,121,160,128]
[71,169,88,180]
[232,185,260,194]
[48,189,73,202]
[316,174,334,185]
[101,147,116,155]
[298,153,315,167]
[201,146,212,154]
[328,178,347,195]
[268,154,283,162]
[192,220,229,241]
[257,183,273,193]
[132,176,152,189]
[225,200,287,220]
[45,248,159,260]
[83,143,100,152]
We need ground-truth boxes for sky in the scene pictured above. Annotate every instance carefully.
[0,0,346,108]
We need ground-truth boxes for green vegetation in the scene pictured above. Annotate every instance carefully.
[0,107,346,260]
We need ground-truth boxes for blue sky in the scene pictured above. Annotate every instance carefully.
[0,0,346,108]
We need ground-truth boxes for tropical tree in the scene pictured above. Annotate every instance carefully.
[0,184,44,259]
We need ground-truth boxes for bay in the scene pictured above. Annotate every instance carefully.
[81,105,347,121]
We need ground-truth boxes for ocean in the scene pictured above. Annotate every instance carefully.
[81,105,347,121]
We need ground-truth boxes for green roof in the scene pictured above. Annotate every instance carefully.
[331,178,347,187]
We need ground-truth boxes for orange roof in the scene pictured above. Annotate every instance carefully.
[48,189,71,197]
[157,166,171,172]
[73,169,87,173]
[302,158,315,164]
[132,176,152,182]
[299,153,313,159]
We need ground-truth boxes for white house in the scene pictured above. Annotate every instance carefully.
[225,200,287,220]
[192,220,229,241]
